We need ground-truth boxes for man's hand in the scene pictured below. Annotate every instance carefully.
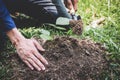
[64,0,78,13]
[15,38,48,71]
[7,28,48,71]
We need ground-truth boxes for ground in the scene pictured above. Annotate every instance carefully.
[0,0,119,79]
[1,37,108,80]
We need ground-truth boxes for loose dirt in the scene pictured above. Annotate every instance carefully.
[2,37,108,80]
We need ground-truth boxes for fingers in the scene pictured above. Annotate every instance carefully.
[23,52,46,71]
[24,48,48,71]
[64,0,78,13]
[65,0,73,10]
[33,50,48,65]
[32,39,45,51]
[72,0,78,12]
[32,39,48,65]
[30,52,46,70]
[27,58,41,71]
[24,60,34,70]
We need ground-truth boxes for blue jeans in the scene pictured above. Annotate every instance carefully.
[3,0,71,23]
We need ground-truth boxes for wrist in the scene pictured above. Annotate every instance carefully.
[6,28,26,47]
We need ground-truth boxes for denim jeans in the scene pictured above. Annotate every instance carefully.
[52,0,71,18]
[3,0,71,23]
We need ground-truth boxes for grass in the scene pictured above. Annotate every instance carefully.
[79,0,120,59]
[0,0,120,79]
[78,0,120,79]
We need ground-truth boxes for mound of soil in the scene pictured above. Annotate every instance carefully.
[4,37,108,80]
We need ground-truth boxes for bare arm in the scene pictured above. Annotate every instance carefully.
[6,28,48,71]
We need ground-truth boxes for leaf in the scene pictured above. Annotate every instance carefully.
[40,34,52,40]
[40,29,50,35]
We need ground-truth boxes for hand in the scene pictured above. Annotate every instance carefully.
[6,28,48,71]
[15,38,48,71]
[64,0,78,13]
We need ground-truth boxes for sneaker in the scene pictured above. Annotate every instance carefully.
[56,17,83,35]
[69,20,83,35]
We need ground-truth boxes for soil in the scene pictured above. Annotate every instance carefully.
[70,20,83,35]
[2,37,108,80]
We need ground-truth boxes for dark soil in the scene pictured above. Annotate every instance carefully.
[2,37,108,80]
[70,20,83,35]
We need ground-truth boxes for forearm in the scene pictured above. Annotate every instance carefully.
[6,28,25,46]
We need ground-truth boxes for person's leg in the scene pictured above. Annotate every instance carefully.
[52,0,72,19]
[3,0,83,35]
[4,0,59,24]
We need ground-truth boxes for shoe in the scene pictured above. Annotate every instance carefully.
[69,20,83,35]
[56,17,83,35]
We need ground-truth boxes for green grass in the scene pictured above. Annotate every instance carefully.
[78,0,120,79]
[79,0,120,59]
[0,0,120,79]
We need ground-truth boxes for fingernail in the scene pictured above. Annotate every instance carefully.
[42,48,45,51]
[38,68,41,71]
[31,68,34,70]
[42,67,45,70]
[46,61,48,65]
